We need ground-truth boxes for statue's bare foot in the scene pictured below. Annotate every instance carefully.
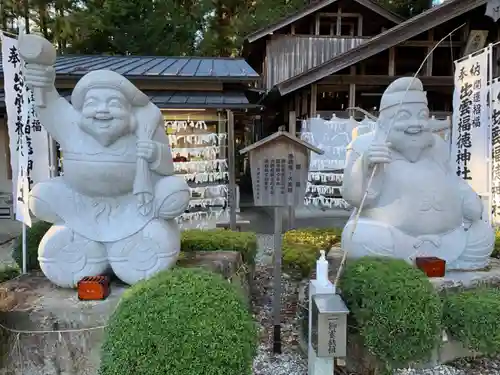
[38,225,109,288]
[107,220,180,285]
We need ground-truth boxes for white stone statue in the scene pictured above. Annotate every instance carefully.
[20,35,190,287]
[341,77,495,271]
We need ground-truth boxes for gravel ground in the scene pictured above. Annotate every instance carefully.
[252,234,500,375]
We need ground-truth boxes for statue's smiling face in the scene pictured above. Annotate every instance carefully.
[79,88,134,147]
[380,102,435,162]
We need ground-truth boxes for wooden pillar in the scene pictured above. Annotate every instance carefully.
[336,8,342,36]
[426,29,434,76]
[287,110,296,230]
[301,91,308,117]
[315,14,320,35]
[357,15,363,36]
[310,84,317,117]
[389,47,395,76]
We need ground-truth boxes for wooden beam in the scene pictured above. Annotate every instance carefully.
[319,12,362,18]
[310,84,317,117]
[319,75,453,86]
[388,47,395,76]
[400,40,461,47]
[426,29,434,76]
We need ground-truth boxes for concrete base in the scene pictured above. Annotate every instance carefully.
[0,251,250,375]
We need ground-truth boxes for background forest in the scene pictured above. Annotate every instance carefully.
[0,0,432,57]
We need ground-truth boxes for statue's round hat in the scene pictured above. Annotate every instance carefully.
[379,77,428,112]
[71,70,149,110]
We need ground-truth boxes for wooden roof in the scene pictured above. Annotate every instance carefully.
[239,130,324,154]
[245,0,403,44]
[276,0,487,95]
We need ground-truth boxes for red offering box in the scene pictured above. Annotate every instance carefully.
[415,257,446,278]
[77,276,110,300]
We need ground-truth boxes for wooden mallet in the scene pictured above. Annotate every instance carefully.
[17,28,57,108]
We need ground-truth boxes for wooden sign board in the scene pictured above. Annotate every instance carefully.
[240,131,323,207]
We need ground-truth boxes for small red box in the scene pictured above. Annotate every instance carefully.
[77,276,110,301]
[415,257,446,278]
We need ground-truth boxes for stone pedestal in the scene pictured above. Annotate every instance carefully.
[0,251,250,375]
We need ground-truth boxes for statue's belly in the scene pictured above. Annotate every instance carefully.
[63,159,136,197]
[363,159,463,236]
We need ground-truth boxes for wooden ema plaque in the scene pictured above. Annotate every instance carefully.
[77,276,110,301]
[415,257,446,278]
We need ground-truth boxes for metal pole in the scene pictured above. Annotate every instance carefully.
[272,206,283,353]
[227,110,237,230]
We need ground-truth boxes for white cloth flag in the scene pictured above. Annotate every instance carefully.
[451,47,490,195]
[1,33,50,226]
[490,78,500,224]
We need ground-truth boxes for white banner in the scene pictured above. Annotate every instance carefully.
[491,78,500,224]
[1,33,50,226]
[451,48,490,195]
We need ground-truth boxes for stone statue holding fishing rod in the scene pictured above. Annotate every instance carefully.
[341,77,495,270]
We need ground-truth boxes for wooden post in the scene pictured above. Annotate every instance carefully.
[288,111,296,230]
[426,29,434,76]
[389,47,395,76]
[227,109,237,231]
[310,84,317,117]
[272,206,283,354]
[336,8,342,36]
[357,15,363,36]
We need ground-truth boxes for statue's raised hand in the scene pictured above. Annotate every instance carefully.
[23,63,56,90]
[366,141,392,166]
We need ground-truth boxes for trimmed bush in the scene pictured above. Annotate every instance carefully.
[443,288,500,354]
[181,229,257,265]
[99,267,257,375]
[340,257,442,372]
[12,220,51,271]
[282,228,342,277]
[0,264,19,283]
[492,230,500,258]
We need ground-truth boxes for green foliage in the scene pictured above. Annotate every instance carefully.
[374,0,430,18]
[99,267,257,375]
[443,288,500,354]
[12,221,52,271]
[282,228,342,277]
[492,230,500,258]
[0,264,20,283]
[181,229,257,265]
[340,257,442,371]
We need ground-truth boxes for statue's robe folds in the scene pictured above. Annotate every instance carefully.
[29,114,186,243]
[341,133,495,270]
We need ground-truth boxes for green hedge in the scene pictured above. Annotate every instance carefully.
[12,220,51,271]
[12,223,257,271]
[282,228,342,277]
[443,288,500,354]
[181,229,257,265]
[492,230,500,258]
[340,257,442,372]
[99,267,257,375]
[0,264,19,283]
